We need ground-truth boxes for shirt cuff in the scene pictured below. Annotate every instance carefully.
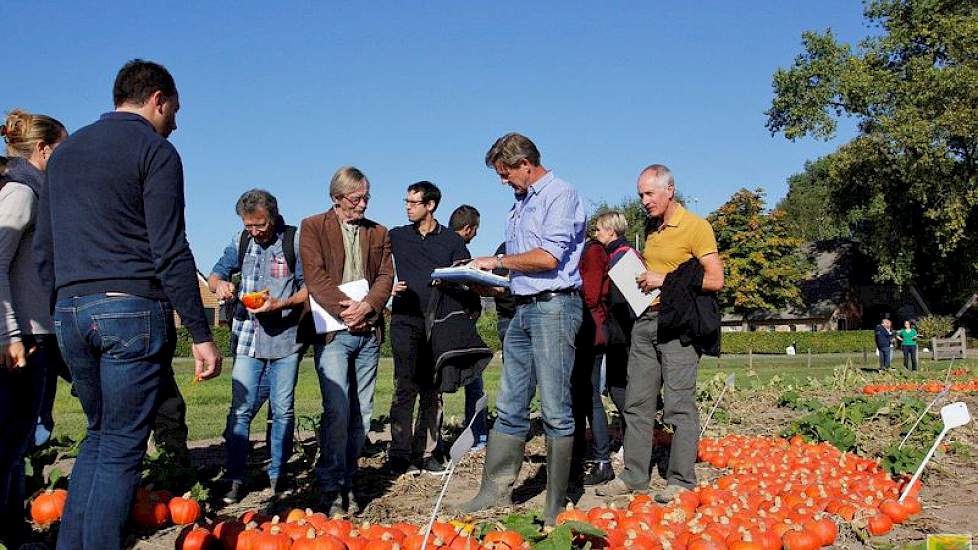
[187,323,214,344]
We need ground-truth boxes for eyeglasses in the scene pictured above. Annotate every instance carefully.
[243,220,272,230]
[404,199,427,206]
[342,193,371,205]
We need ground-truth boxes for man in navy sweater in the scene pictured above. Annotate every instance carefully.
[35,59,222,550]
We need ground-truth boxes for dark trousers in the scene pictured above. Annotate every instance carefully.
[902,346,918,371]
[878,347,892,369]
[0,336,57,548]
[153,364,189,461]
[55,295,175,550]
[389,316,442,460]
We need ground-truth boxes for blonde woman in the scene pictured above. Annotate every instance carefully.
[0,109,67,548]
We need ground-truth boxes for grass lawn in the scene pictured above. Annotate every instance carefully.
[51,353,978,442]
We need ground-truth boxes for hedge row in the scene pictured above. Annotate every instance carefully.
[176,317,876,357]
[721,330,876,354]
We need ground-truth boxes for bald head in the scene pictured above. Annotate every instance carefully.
[637,164,677,220]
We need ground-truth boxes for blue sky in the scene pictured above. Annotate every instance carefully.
[6,1,867,263]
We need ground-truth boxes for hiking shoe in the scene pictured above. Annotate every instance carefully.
[388,456,420,476]
[223,480,245,504]
[421,456,448,476]
[583,462,615,486]
[654,484,688,504]
[317,490,343,516]
[595,477,645,497]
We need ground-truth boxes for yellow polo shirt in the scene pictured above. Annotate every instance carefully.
[643,204,718,275]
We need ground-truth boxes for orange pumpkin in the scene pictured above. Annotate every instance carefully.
[178,525,217,550]
[131,490,171,529]
[482,531,526,550]
[214,520,246,550]
[241,290,269,309]
[866,514,893,536]
[31,489,68,525]
[252,526,293,550]
[169,494,202,525]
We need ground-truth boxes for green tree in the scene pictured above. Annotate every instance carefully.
[708,188,810,317]
[776,158,851,242]
[766,0,978,309]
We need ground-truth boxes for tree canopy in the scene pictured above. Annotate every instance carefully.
[707,188,810,317]
[776,158,852,243]
[766,0,978,310]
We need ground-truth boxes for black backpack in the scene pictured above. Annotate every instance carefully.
[237,225,298,274]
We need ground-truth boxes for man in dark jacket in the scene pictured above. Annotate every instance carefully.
[597,164,723,504]
[37,59,222,550]
[875,318,894,369]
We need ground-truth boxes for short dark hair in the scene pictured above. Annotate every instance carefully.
[235,189,279,221]
[113,59,177,107]
[449,205,480,231]
[407,181,441,210]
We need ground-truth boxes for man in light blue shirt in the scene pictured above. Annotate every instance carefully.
[460,133,585,525]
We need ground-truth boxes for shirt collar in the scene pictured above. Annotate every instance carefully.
[662,203,688,228]
[413,220,443,237]
[526,171,555,197]
[99,111,155,131]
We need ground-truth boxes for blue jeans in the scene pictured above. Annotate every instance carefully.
[313,331,379,491]
[495,294,582,438]
[53,294,175,550]
[225,353,300,482]
[878,346,892,369]
[0,336,53,547]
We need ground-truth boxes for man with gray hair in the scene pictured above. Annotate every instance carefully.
[208,189,308,506]
[597,164,723,503]
[300,166,394,515]
[460,133,586,525]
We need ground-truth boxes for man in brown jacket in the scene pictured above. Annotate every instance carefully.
[299,166,393,515]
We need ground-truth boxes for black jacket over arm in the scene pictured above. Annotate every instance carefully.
[425,283,493,392]
[658,257,720,356]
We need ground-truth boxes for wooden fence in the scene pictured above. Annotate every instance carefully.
[932,328,967,360]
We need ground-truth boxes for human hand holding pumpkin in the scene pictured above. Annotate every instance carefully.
[240,289,270,310]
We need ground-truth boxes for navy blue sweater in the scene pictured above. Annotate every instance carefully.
[35,112,212,343]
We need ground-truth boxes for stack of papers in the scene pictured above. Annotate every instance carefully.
[431,266,510,288]
[608,250,659,316]
[309,279,370,334]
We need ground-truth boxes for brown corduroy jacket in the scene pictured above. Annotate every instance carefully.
[298,208,394,345]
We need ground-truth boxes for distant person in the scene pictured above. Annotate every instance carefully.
[388,182,470,475]
[299,166,393,515]
[449,204,488,450]
[597,164,723,504]
[38,60,222,550]
[208,189,307,505]
[0,109,68,549]
[875,318,894,369]
[899,319,918,372]
[461,132,586,525]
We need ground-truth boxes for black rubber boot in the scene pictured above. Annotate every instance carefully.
[458,430,525,513]
[543,436,574,525]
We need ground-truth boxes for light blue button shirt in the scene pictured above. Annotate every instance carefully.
[505,172,586,296]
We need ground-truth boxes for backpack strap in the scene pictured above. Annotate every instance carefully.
[237,225,298,273]
[282,225,297,273]
[237,229,251,268]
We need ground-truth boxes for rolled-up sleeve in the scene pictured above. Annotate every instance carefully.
[538,192,584,263]
[210,234,241,280]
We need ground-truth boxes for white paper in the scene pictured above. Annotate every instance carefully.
[608,250,659,317]
[309,279,370,334]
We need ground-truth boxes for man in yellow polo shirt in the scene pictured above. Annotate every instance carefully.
[597,164,723,502]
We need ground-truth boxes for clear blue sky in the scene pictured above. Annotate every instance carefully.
[6,1,866,264]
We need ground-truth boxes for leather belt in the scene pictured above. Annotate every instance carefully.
[513,288,578,306]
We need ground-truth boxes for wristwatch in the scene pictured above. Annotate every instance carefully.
[495,254,505,270]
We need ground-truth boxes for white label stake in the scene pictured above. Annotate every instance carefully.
[701,373,735,437]
[899,384,950,449]
[421,393,488,550]
[899,401,971,502]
